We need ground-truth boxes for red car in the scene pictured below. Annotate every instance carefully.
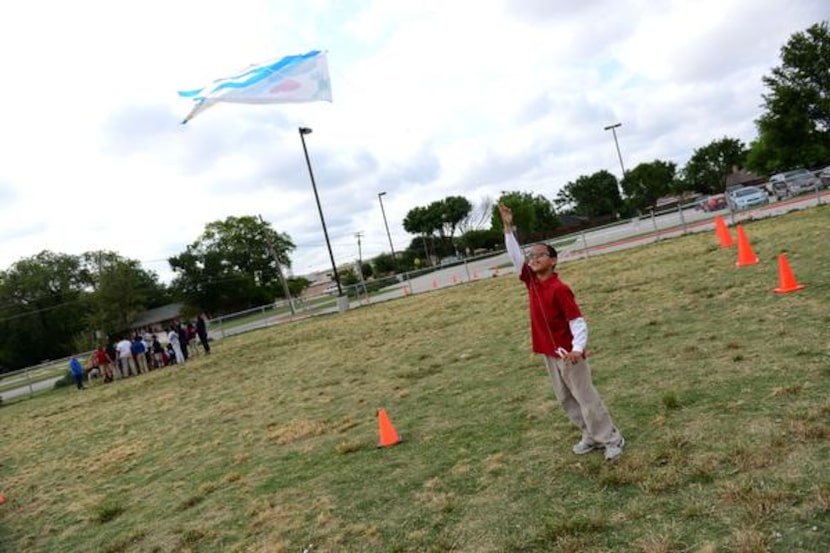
[697,194,727,212]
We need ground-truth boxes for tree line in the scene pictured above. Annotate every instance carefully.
[1,22,826,373]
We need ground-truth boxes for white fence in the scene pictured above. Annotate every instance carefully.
[2,188,827,404]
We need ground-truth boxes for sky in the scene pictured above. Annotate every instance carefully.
[0,0,826,283]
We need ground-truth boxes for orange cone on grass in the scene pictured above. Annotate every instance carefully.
[773,253,805,294]
[377,408,402,448]
[714,215,733,248]
[0,493,5,505]
[735,224,759,267]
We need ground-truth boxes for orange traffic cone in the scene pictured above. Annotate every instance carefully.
[0,492,5,505]
[773,253,805,294]
[735,225,759,267]
[714,215,733,248]
[377,408,402,448]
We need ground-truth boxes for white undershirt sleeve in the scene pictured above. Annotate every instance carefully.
[504,229,524,270]
[569,317,588,353]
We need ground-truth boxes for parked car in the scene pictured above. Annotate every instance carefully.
[696,194,728,212]
[818,165,830,188]
[768,168,821,200]
[730,186,769,210]
[439,255,461,266]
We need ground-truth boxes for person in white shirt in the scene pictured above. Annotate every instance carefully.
[167,326,185,365]
[115,336,135,378]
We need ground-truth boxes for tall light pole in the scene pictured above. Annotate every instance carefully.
[298,127,343,297]
[604,122,627,179]
[377,192,397,268]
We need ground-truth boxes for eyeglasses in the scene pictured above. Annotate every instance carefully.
[526,252,550,260]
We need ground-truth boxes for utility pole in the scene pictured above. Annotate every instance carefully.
[377,192,397,270]
[354,231,364,267]
[258,215,295,315]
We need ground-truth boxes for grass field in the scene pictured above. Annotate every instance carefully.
[1,207,828,553]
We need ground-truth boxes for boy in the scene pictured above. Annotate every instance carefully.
[498,203,625,461]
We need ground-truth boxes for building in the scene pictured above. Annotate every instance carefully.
[129,303,185,334]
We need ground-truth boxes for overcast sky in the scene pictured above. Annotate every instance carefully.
[0,0,825,282]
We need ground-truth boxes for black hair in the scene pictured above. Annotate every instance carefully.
[539,243,557,258]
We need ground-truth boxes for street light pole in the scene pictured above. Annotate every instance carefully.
[298,127,343,297]
[377,192,397,268]
[603,122,627,179]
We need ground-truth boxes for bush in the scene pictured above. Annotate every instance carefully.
[53,370,74,389]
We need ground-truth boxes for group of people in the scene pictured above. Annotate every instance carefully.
[70,314,211,388]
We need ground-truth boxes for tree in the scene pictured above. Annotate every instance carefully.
[680,137,748,194]
[286,277,311,298]
[360,262,373,280]
[554,170,625,217]
[746,22,830,173]
[80,251,169,336]
[457,228,502,252]
[438,196,473,242]
[622,160,677,212]
[371,252,398,275]
[339,267,358,287]
[490,191,559,235]
[169,216,295,314]
[402,206,438,262]
[403,196,473,259]
[0,251,92,371]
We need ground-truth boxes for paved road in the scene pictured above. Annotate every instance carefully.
[1,375,61,402]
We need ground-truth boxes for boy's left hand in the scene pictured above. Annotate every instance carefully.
[563,351,584,365]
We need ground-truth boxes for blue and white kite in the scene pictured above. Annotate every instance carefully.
[178,50,332,123]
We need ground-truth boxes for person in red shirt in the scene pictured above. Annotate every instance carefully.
[498,203,625,461]
[94,345,114,383]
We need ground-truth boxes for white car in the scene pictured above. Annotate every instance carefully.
[730,186,769,210]
[769,168,821,200]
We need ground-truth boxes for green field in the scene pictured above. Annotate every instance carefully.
[1,208,828,552]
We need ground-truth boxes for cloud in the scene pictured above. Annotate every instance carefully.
[1,0,827,279]
[0,179,16,210]
[0,221,45,243]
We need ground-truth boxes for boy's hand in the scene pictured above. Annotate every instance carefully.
[563,351,584,365]
[497,203,513,228]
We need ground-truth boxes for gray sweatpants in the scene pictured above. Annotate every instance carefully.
[543,355,622,446]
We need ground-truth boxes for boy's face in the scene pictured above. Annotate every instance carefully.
[526,244,556,274]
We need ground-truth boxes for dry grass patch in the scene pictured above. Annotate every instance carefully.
[266,419,328,444]
[719,479,796,522]
[633,534,688,553]
[729,527,770,553]
[1,208,829,552]
[770,383,805,397]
